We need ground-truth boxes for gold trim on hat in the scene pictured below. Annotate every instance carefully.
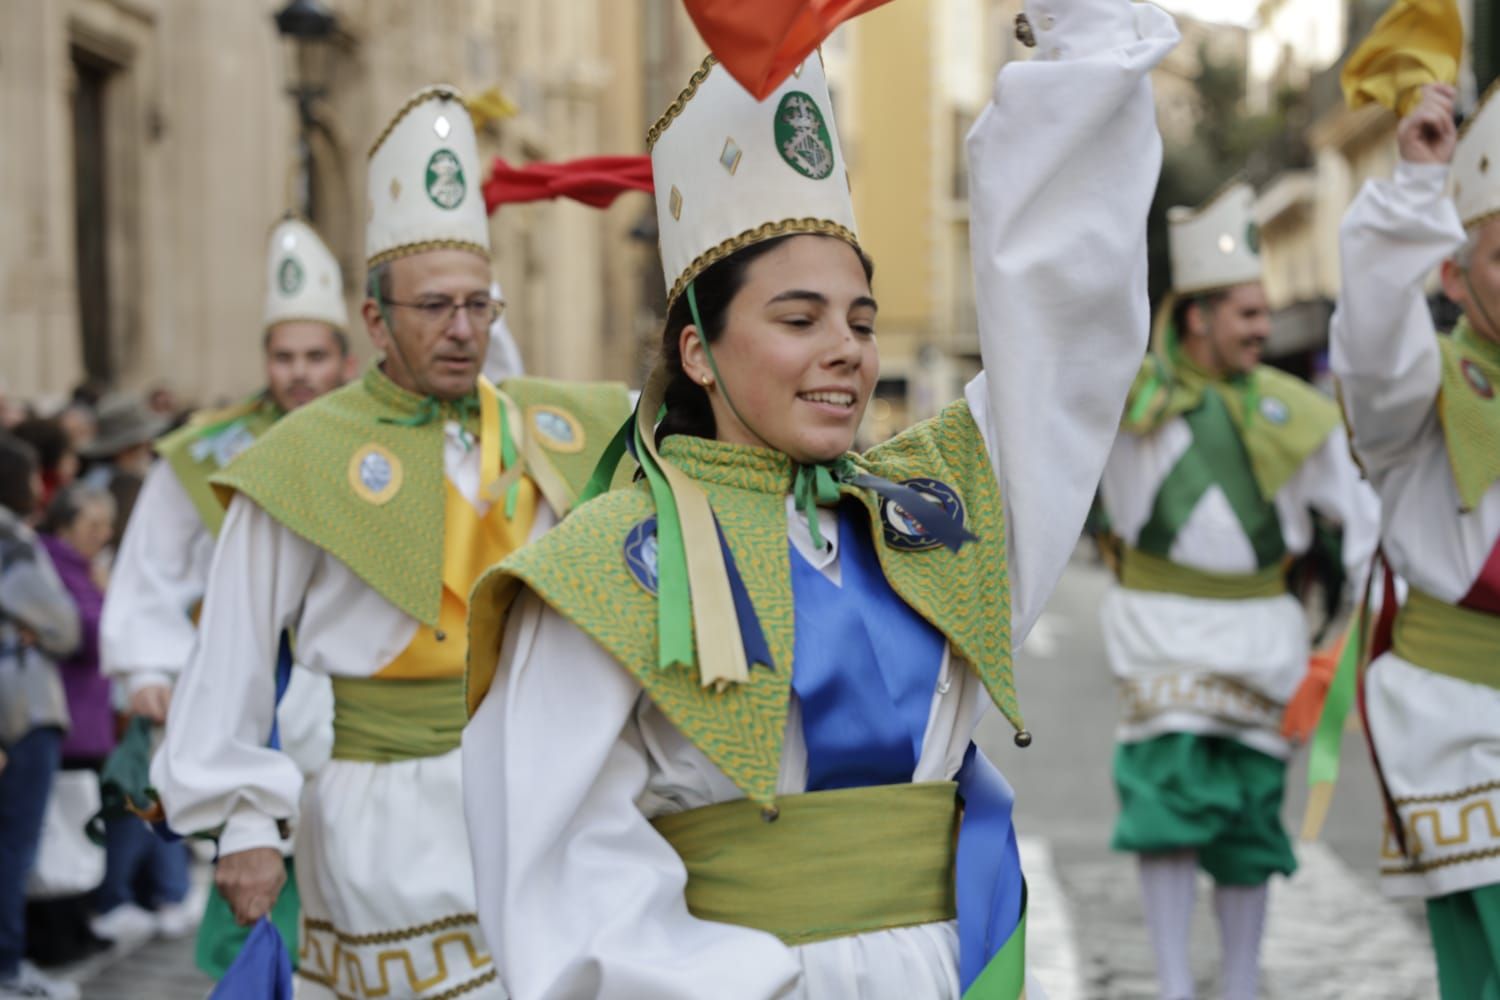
[666,217,860,306]
[367,239,491,271]
[1463,205,1500,232]
[647,55,718,151]
[264,314,349,334]
[368,85,469,161]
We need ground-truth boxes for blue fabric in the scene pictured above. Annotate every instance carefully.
[96,815,190,912]
[788,507,1023,991]
[266,631,294,752]
[790,510,945,789]
[0,726,62,978]
[209,917,293,1000]
[715,521,774,674]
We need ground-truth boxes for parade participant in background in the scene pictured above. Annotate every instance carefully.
[462,1,1177,995]
[1097,182,1378,1000]
[1331,81,1500,997]
[0,433,81,1000]
[98,216,353,968]
[153,85,630,1000]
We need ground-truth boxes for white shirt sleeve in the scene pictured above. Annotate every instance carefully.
[1283,426,1383,591]
[462,591,800,1000]
[101,461,215,693]
[1330,161,1464,476]
[151,493,314,857]
[963,0,1178,644]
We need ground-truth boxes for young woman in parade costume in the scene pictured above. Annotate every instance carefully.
[463,2,1178,997]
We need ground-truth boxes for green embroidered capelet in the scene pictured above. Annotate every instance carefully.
[468,397,1016,810]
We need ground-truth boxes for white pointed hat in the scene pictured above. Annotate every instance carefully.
[1452,86,1500,229]
[263,217,347,332]
[1166,181,1263,297]
[649,53,859,306]
[366,85,490,270]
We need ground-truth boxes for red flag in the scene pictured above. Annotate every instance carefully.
[682,0,895,100]
[482,156,654,214]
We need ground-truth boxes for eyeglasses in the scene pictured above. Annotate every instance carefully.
[383,295,506,328]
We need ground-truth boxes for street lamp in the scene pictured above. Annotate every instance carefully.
[273,0,339,219]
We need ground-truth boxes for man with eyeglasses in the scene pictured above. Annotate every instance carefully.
[150,86,630,999]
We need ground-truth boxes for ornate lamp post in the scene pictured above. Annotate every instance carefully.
[273,0,339,220]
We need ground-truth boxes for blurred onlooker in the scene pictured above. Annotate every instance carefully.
[55,405,96,459]
[0,432,81,1000]
[11,420,80,516]
[78,396,164,543]
[26,486,117,967]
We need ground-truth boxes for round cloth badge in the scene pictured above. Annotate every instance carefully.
[1259,396,1290,426]
[774,92,836,180]
[209,423,258,469]
[880,478,967,552]
[277,256,304,296]
[623,517,660,595]
[527,405,586,454]
[348,444,403,505]
[425,149,467,210]
[1462,358,1496,400]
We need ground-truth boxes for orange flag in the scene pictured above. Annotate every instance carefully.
[683,0,895,100]
[1341,0,1463,117]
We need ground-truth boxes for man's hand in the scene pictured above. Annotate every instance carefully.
[128,684,172,724]
[215,847,286,925]
[1397,83,1458,166]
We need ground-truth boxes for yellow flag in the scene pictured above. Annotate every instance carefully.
[468,86,519,130]
[1341,0,1463,117]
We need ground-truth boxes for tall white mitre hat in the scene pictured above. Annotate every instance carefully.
[649,53,859,306]
[366,85,490,270]
[1451,88,1500,229]
[1165,181,1263,298]
[263,216,348,332]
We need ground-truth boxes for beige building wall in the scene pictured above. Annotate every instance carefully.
[1,0,661,410]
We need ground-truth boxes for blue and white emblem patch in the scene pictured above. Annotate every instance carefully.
[1259,396,1290,426]
[347,444,403,505]
[624,516,660,594]
[880,478,966,552]
[528,404,586,454]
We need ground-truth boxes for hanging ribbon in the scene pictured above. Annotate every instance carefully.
[1341,0,1463,117]
[483,155,653,214]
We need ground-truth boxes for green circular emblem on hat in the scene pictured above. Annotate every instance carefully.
[1245,220,1261,255]
[774,92,836,180]
[425,149,467,210]
[277,256,304,296]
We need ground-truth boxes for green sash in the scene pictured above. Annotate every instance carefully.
[1436,322,1500,512]
[1119,546,1286,600]
[1135,386,1287,568]
[329,676,466,762]
[1392,588,1500,691]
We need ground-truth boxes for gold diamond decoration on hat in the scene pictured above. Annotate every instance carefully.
[720,137,743,176]
[1483,155,1492,174]
[434,115,452,140]
[1217,233,1235,254]
[390,178,402,201]
[793,62,804,78]
[669,185,683,220]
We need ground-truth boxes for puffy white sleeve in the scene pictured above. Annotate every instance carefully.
[963,0,1178,643]
[101,462,214,694]
[1330,161,1463,475]
[150,494,313,857]
[461,590,800,1000]
[1286,425,1383,590]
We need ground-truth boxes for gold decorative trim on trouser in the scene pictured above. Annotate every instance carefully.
[297,912,495,999]
[1382,782,1500,876]
[1120,672,1283,731]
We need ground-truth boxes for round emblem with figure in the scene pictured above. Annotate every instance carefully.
[1463,358,1495,400]
[880,478,966,552]
[624,517,660,594]
[774,92,835,180]
[1259,396,1289,426]
[528,405,586,454]
[425,149,467,210]
[278,256,304,296]
[348,444,403,505]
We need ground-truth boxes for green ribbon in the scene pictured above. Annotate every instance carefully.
[377,392,481,430]
[1307,606,1366,790]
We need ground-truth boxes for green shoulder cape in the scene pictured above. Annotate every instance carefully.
[212,366,630,626]
[1437,321,1500,512]
[468,398,1014,810]
[156,396,282,535]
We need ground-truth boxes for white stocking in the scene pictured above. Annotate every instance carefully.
[1214,882,1269,1000]
[1137,851,1198,1000]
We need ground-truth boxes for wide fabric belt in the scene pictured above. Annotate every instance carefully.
[1119,546,1287,601]
[330,676,466,763]
[652,781,959,946]
[1392,588,1500,691]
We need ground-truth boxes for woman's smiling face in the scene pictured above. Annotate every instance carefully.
[680,235,878,464]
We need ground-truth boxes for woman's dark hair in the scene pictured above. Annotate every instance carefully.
[0,432,39,517]
[656,234,874,445]
[11,417,72,475]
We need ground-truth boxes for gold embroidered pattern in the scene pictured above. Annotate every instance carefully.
[646,55,718,150]
[299,914,495,999]
[667,217,860,306]
[1120,673,1282,729]
[368,239,491,270]
[368,86,469,161]
[1379,787,1500,875]
[1393,778,1500,807]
